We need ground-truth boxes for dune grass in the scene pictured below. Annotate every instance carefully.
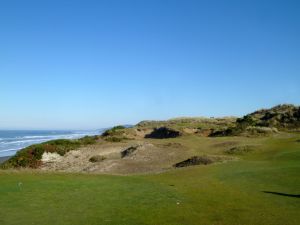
[1,136,98,169]
[0,134,299,225]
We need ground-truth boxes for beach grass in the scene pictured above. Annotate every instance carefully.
[1,136,98,169]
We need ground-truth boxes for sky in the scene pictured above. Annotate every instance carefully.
[0,0,299,129]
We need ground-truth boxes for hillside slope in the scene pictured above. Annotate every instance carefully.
[1,104,299,173]
[211,104,300,136]
[249,104,300,129]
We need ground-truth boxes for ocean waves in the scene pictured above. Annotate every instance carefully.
[0,130,101,157]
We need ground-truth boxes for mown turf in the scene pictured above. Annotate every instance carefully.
[0,134,299,225]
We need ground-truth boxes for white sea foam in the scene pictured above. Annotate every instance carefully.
[1,139,51,145]
[23,135,53,139]
[0,148,19,153]
[0,130,101,157]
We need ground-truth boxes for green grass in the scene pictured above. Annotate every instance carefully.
[0,134,299,225]
[102,125,126,137]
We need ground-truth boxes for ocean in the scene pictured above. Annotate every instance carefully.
[0,130,102,157]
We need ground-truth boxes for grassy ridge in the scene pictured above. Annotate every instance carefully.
[137,117,236,134]
[0,134,299,225]
[1,136,98,169]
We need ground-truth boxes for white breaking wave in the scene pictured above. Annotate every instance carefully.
[0,148,20,153]
[0,139,51,145]
[0,130,101,157]
[22,135,57,139]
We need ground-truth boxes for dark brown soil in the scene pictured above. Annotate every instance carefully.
[121,146,139,158]
[225,145,256,154]
[89,155,106,162]
[173,156,214,168]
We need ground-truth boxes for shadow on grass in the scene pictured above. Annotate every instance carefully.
[263,191,300,198]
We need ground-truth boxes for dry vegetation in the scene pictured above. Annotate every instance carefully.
[1,104,300,175]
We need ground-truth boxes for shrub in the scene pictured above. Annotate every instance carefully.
[236,115,256,129]
[112,125,126,130]
[102,126,125,137]
[79,136,98,145]
[145,127,181,139]
[89,155,106,163]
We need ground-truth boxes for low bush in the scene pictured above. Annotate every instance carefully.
[89,155,106,163]
[145,127,181,139]
[79,136,98,145]
[102,126,125,137]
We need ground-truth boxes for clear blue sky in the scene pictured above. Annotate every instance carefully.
[0,0,299,129]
